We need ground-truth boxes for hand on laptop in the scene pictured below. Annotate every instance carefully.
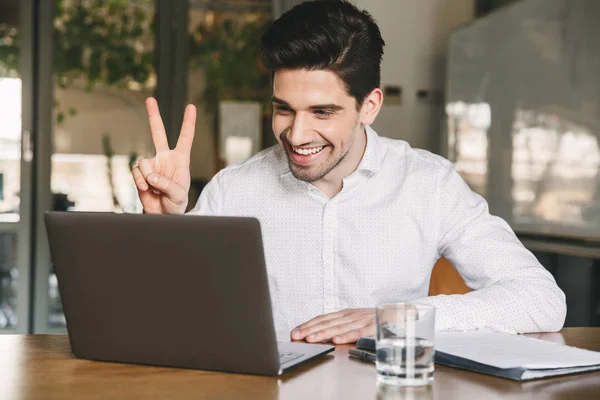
[132,97,197,214]
[290,308,376,345]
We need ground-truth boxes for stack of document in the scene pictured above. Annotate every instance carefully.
[435,332,600,381]
[356,332,600,381]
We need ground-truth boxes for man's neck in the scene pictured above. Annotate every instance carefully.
[311,127,368,198]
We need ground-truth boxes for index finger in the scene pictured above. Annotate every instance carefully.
[145,97,170,152]
[175,104,197,154]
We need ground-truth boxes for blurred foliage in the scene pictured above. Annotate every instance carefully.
[0,0,273,209]
[0,0,155,124]
[0,26,19,78]
[0,0,272,145]
[54,0,154,91]
[53,0,155,123]
[190,16,272,117]
[0,1,271,112]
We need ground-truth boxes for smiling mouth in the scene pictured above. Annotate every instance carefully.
[284,140,330,166]
[291,145,325,155]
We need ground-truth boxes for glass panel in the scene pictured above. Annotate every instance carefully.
[511,108,600,233]
[0,233,18,329]
[445,101,490,197]
[48,0,157,328]
[187,0,272,204]
[0,0,22,222]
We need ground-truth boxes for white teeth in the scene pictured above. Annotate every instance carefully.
[292,146,324,155]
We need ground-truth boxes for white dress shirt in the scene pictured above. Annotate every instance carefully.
[190,126,566,333]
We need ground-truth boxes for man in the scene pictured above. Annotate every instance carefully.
[132,0,566,344]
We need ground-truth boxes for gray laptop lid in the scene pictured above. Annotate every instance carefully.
[45,212,282,375]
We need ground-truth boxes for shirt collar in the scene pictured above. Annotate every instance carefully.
[278,124,385,179]
[356,125,384,174]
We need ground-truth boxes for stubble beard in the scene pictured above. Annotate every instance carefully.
[279,128,356,183]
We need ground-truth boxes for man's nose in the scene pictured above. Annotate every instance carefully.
[286,114,313,146]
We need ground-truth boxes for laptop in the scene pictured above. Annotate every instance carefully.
[44,211,334,375]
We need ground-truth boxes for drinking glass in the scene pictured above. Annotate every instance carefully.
[376,303,435,386]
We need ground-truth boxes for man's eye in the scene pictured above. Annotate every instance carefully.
[314,110,334,117]
[275,105,291,113]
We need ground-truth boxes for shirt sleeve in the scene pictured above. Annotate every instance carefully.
[187,172,224,216]
[413,165,566,333]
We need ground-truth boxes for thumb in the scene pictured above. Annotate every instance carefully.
[147,173,187,205]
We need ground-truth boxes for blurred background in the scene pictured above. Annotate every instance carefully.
[0,0,598,334]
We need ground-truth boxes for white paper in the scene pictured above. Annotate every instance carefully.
[435,332,600,370]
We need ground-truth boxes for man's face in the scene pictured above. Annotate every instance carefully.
[272,69,362,183]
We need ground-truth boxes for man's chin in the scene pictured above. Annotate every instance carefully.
[289,166,321,183]
[287,152,347,183]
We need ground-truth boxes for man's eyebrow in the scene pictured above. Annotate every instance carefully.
[271,97,344,112]
[272,96,290,106]
[308,104,344,112]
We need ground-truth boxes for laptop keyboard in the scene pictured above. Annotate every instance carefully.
[278,351,304,365]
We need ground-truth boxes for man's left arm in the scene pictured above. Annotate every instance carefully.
[292,164,566,344]
[413,165,566,334]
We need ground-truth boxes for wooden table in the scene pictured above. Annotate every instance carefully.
[1,329,599,399]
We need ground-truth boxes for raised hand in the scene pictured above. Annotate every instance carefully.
[132,97,197,214]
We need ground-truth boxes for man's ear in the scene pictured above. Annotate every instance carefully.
[360,88,383,125]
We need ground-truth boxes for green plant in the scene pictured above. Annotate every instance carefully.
[0,0,272,175]
[54,0,154,87]
[189,17,272,116]
[0,25,19,78]
[0,0,155,123]
[54,0,155,122]
[189,16,272,170]
[1,1,272,119]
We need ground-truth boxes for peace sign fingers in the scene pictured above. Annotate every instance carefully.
[175,104,197,156]
[145,97,170,153]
